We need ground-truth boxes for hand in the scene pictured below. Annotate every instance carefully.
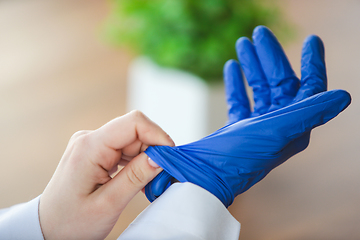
[146,90,350,207]
[225,25,326,122]
[39,110,174,240]
[144,26,347,205]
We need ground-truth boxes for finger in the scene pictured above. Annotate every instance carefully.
[121,139,143,157]
[144,170,174,202]
[121,154,134,161]
[258,89,351,140]
[122,139,149,158]
[252,26,300,110]
[236,37,271,116]
[69,130,92,143]
[98,153,163,210]
[94,110,175,150]
[294,35,327,101]
[223,59,251,123]
[119,159,130,166]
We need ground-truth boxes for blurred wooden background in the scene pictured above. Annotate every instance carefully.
[1,1,359,239]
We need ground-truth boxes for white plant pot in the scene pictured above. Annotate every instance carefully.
[127,57,227,145]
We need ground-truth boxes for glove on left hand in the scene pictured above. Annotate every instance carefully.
[144,26,345,205]
[145,89,350,207]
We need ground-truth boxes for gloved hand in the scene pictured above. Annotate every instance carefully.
[144,26,349,206]
[226,25,326,123]
[146,90,350,207]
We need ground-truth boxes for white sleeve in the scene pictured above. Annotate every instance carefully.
[0,195,44,240]
[118,182,240,240]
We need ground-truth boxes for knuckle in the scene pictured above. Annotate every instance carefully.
[126,163,147,187]
[129,110,154,136]
[62,131,92,165]
[70,130,90,142]
[71,132,91,149]
[130,109,146,121]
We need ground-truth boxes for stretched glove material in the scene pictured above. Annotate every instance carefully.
[144,26,350,206]
[146,90,350,207]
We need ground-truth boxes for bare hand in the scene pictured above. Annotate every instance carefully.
[39,110,175,240]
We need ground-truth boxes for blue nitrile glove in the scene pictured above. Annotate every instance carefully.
[144,26,335,204]
[145,89,351,207]
[226,25,326,123]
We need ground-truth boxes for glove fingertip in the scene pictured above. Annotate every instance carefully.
[328,89,351,114]
[235,37,252,52]
[224,59,239,72]
[305,89,351,128]
[223,59,242,83]
[303,34,324,52]
[252,25,272,40]
[144,170,174,202]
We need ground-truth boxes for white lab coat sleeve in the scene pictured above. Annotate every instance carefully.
[118,182,240,240]
[0,195,44,240]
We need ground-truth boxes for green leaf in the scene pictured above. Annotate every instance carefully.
[103,0,292,84]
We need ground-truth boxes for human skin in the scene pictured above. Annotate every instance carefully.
[39,110,175,240]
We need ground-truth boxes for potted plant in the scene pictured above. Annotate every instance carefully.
[104,0,288,144]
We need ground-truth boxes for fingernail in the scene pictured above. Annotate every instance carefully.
[148,157,160,168]
[166,134,176,146]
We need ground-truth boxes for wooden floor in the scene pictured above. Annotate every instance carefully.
[1,1,359,239]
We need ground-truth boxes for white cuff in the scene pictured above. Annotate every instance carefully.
[119,182,240,240]
[0,195,44,240]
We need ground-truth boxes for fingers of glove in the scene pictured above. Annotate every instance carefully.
[223,59,251,123]
[145,170,174,202]
[258,90,351,140]
[252,26,300,110]
[236,37,271,116]
[294,35,327,102]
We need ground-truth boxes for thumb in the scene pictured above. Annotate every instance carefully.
[100,152,162,211]
[262,89,351,140]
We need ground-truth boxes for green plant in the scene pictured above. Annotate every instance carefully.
[105,0,290,83]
